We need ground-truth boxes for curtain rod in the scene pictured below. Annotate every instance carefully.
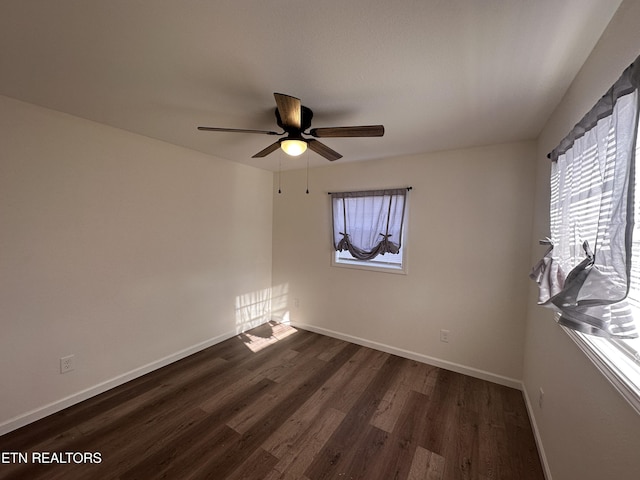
[327,187,412,195]
[546,54,640,162]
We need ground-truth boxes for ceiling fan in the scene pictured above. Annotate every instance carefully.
[197,93,384,161]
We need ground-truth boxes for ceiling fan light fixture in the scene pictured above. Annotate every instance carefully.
[281,139,307,156]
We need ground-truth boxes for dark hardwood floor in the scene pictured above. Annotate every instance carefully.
[0,322,545,480]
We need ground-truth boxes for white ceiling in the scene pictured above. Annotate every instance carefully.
[0,0,623,171]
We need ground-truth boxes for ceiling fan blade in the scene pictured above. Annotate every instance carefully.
[274,93,301,130]
[252,141,281,158]
[309,125,385,138]
[307,139,342,161]
[197,126,280,135]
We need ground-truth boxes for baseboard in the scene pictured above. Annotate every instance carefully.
[0,329,239,436]
[521,386,553,480]
[291,322,522,390]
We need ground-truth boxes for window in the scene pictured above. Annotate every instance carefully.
[331,188,409,274]
[531,54,640,413]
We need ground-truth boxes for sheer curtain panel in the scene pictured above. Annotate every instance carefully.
[331,188,408,261]
[532,54,640,339]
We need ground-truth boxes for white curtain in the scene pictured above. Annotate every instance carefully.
[331,188,407,261]
[531,55,640,339]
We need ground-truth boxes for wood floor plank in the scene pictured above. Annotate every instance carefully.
[226,355,327,434]
[139,423,241,480]
[478,420,510,479]
[441,405,481,480]
[262,347,374,458]
[304,354,406,480]
[476,383,515,479]
[417,369,459,457]
[370,357,431,433]
[204,447,278,480]
[408,446,446,480]
[198,348,298,413]
[328,347,390,413]
[263,408,345,480]
[316,336,351,362]
[0,323,545,480]
[262,335,343,384]
[403,359,439,396]
[262,344,383,459]
[341,424,392,480]
[368,389,434,480]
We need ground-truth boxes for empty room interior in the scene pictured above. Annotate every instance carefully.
[2,1,640,479]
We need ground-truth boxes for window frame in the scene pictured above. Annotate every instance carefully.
[565,327,640,414]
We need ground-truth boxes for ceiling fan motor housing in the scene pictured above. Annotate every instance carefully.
[275,105,313,133]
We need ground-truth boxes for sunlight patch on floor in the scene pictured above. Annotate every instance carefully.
[239,321,298,353]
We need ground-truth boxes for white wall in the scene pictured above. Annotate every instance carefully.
[0,96,273,433]
[272,141,536,385]
[524,1,640,479]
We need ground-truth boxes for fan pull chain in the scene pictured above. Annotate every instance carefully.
[278,158,282,194]
[306,158,310,194]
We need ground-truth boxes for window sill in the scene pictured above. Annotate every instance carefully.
[564,326,640,415]
[331,257,407,275]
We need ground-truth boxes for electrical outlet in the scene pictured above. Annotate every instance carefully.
[440,329,450,343]
[294,298,300,308]
[60,355,75,374]
[538,387,544,408]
